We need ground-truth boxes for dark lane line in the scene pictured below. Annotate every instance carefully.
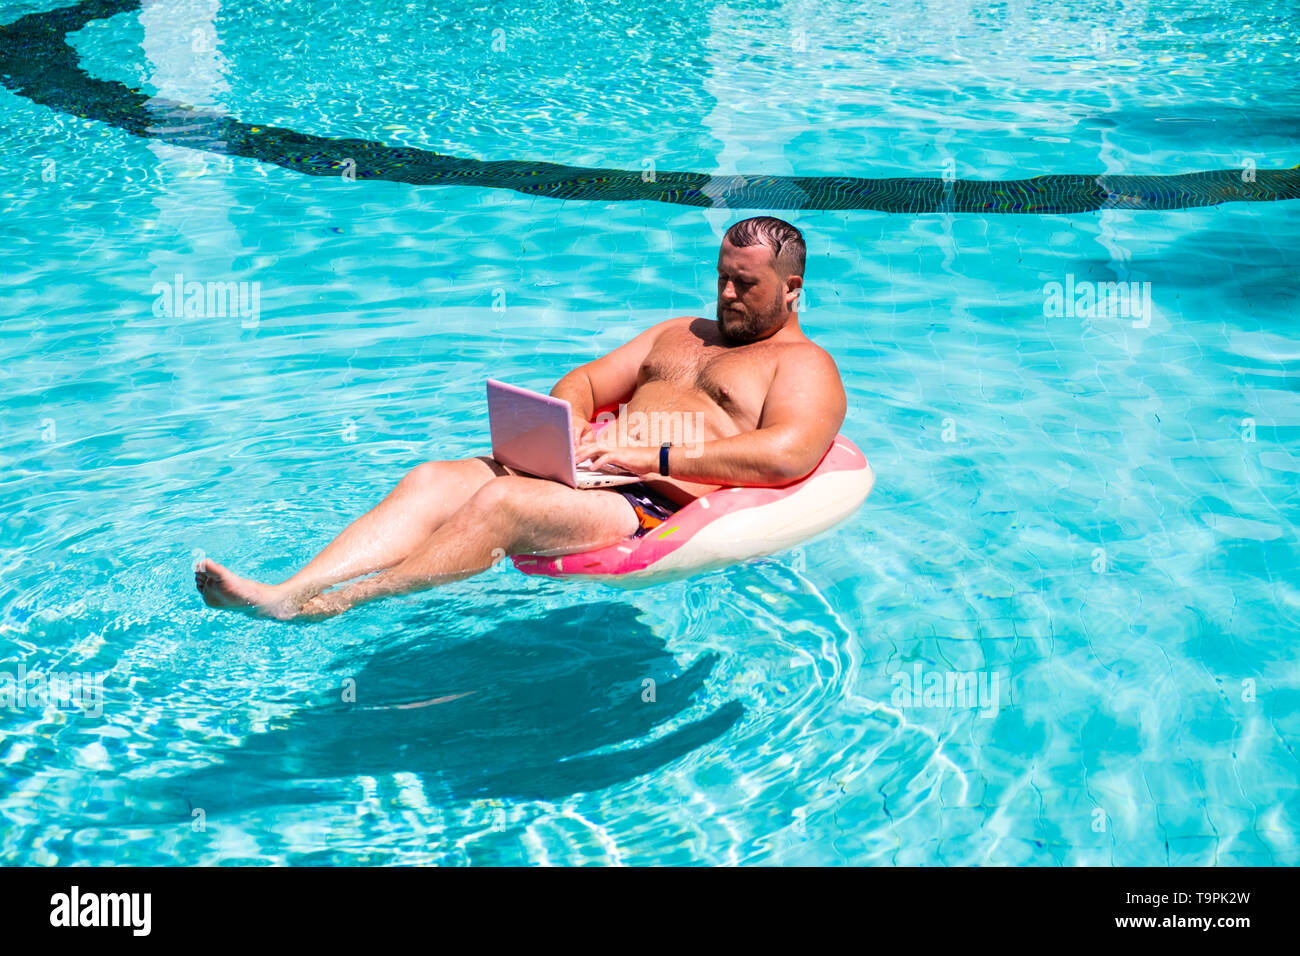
[2,0,1297,213]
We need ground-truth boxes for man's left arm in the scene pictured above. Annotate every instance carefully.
[583,348,847,486]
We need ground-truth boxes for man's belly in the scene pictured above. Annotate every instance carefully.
[606,382,749,506]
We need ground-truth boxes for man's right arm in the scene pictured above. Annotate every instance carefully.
[550,316,687,440]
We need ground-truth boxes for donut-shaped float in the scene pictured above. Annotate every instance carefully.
[512,430,874,588]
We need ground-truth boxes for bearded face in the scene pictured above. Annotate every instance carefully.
[716,285,787,343]
[715,238,798,344]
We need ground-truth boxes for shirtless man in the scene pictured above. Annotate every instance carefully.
[195,216,849,620]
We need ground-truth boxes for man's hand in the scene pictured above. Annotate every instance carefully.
[570,416,594,453]
[574,434,658,477]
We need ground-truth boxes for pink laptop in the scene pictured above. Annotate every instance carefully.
[486,380,641,488]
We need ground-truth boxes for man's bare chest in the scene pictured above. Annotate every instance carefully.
[636,328,778,419]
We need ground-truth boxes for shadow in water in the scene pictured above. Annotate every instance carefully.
[170,601,742,816]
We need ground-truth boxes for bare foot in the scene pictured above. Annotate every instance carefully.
[194,559,300,620]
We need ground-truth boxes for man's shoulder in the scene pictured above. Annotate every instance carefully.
[770,338,844,399]
[639,315,700,339]
[777,336,840,370]
[667,315,707,331]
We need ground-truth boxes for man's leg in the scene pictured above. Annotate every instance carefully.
[288,475,639,620]
[196,456,511,611]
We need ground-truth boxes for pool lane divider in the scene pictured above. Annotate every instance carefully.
[2,0,1298,213]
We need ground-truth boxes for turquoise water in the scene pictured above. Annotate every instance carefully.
[1,0,1297,865]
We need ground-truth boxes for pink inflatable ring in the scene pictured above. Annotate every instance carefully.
[513,434,874,587]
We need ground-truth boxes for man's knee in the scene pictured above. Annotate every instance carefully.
[398,458,495,495]
[458,477,553,541]
[399,461,441,492]
[462,475,533,520]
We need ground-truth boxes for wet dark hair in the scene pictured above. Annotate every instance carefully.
[722,216,806,280]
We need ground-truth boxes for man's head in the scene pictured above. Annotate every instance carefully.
[716,216,806,344]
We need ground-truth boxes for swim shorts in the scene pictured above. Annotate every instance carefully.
[615,482,683,538]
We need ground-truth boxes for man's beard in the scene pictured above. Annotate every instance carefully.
[717,296,783,344]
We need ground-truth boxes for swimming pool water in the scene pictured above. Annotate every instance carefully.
[1,0,1297,865]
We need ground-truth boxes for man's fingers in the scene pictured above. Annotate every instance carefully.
[576,436,612,461]
[571,419,595,443]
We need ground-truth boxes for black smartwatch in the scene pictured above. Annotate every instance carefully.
[659,442,672,477]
